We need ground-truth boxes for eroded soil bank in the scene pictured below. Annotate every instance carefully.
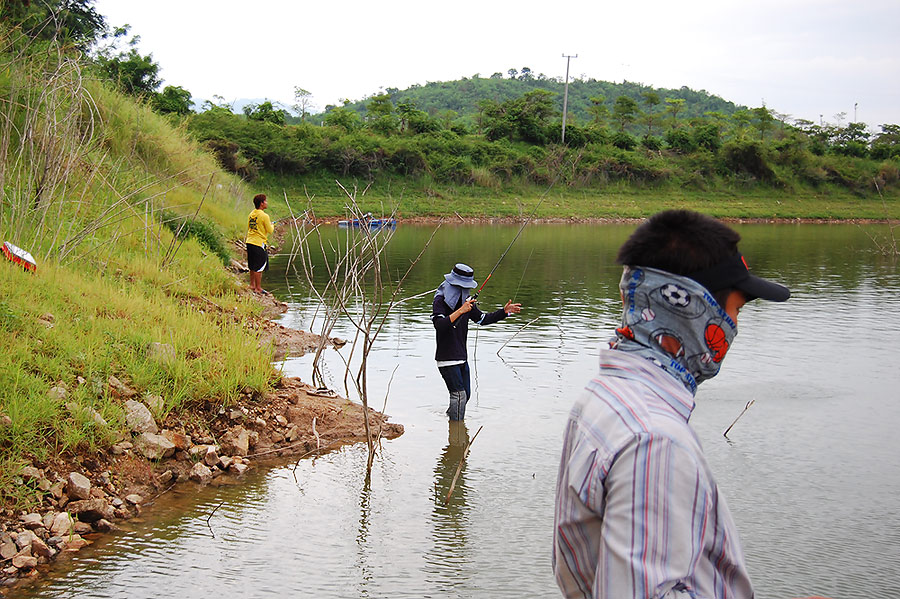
[0,292,402,594]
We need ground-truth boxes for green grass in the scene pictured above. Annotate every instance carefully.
[261,171,900,221]
[0,37,276,511]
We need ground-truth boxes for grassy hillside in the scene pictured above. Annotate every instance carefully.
[0,31,274,510]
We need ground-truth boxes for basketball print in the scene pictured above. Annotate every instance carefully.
[704,323,730,362]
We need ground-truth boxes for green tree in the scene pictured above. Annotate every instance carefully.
[243,101,287,125]
[641,91,661,137]
[0,0,106,49]
[587,96,608,127]
[94,26,161,96]
[324,105,361,132]
[366,93,399,135]
[752,106,775,141]
[152,85,193,115]
[664,97,686,129]
[292,87,313,121]
[613,96,639,131]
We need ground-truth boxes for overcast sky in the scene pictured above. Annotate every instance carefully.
[93,0,900,129]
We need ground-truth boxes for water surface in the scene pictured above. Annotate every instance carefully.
[16,223,900,599]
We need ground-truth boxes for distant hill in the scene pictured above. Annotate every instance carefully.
[308,72,746,126]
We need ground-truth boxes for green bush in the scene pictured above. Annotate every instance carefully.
[611,131,637,150]
[159,210,231,265]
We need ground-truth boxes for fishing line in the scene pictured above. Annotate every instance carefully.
[513,247,535,302]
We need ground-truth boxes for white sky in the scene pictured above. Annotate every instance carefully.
[93,0,900,129]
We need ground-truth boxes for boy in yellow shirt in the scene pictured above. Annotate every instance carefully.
[246,193,274,294]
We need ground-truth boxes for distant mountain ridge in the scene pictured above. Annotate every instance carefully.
[323,72,747,126]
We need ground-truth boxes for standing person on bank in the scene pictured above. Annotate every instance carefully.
[246,193,274,295]
[432,263,521,420]
[553,210,792,599]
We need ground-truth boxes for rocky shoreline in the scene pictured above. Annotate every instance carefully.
[0,294,403,594]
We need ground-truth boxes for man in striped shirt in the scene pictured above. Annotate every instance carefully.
[554,210,791,599]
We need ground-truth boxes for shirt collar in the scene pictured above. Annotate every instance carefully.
[598,349,696,422]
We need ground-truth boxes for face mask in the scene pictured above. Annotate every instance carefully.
[435,280,468,309]
[610,266,738,395]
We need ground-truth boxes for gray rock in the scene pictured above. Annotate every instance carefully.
[0,538,16,560]
[19,466,42,481]
[285,426,301,442]
[73,521,93,534]
[42,511,56,530]
[220,426,250,456]
[230,462,249,475]
[189,462,213,483]
[20,513,43,530]
[202,445,219,467]
[12,553,37,570]
[65,402,108,428]
[124,494,143,505]
[124,400,157,434]
[66,472,92,501]
[30,537,54,559]
[133,432,176,460]
[66,499,114,523]
[108,375,137,398]
[47,386,67,401]
[217,456,233,471]
[49,512,72,537]
[146,342,176,363]
[144,393,165,414]
[158,470,175,484]
[13,530,33,550]
[110,441,133,455]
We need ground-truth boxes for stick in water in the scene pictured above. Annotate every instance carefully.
[445,425,483,505]
[723,399,755,438]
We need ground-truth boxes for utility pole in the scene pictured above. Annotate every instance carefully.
[561,53,577,144]
[854,102,858,122]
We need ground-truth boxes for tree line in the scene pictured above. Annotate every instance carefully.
[3,0,898,195]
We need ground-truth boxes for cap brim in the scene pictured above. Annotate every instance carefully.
[737,274,791,302]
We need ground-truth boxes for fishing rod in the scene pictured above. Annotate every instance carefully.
[472,192,550,300]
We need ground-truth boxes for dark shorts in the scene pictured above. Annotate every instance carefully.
[247,243,268,272]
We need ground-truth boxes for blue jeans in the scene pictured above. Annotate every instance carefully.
[438,362,471,421]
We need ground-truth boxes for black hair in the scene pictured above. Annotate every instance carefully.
[616,210,740,274]
[616,210,741,304]
[253,193,267,209]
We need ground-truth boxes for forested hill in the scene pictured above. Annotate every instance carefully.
[313,70,745,127]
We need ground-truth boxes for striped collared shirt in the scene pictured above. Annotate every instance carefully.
[553,350,754,599]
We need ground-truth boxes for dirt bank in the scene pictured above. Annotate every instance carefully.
[0,289,402,594]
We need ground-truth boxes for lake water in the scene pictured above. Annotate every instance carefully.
[14,222,900,599]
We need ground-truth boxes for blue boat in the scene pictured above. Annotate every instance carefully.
[337,213,397,229]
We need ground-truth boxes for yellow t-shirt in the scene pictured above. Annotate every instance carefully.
[246,209,274,247]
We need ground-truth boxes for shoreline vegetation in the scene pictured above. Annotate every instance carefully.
[1,2,898,592]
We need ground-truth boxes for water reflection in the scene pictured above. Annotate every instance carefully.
[426,421,473,592]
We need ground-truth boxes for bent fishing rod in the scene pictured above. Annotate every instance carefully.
[472,178,559,300]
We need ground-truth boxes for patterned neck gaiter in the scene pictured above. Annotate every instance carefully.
[610,266,738,395]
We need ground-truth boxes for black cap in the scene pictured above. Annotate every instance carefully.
[687,254,790,302]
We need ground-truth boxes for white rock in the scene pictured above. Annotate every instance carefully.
[50,512,73,537]
[124,399,158,434]
[133,432,176,460]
